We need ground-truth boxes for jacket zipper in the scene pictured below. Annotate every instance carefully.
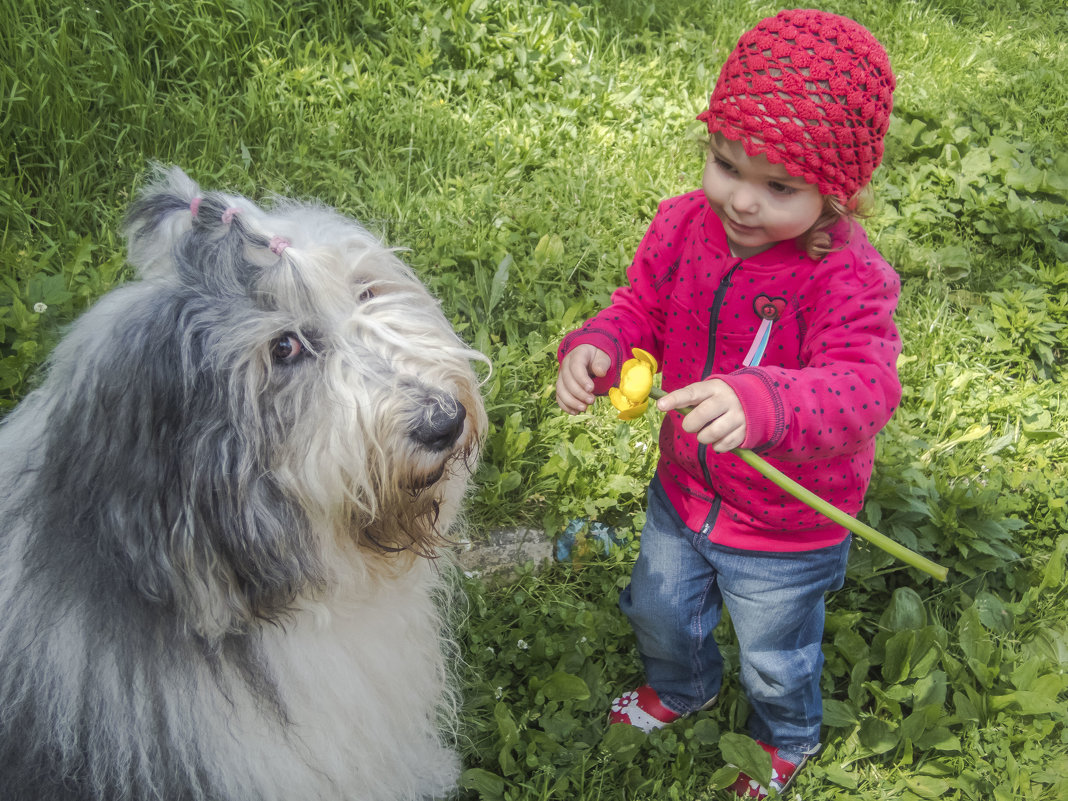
[700,261,743,380]
[697,260,743,534]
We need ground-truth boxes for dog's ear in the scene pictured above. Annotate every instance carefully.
[123,164,201,280]
[33,286,325,640]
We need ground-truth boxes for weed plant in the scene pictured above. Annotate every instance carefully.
[2,0,1066,798]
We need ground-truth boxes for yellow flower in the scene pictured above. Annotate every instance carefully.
[608,348,658,420]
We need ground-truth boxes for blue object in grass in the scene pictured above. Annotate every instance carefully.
[556,519,624,560]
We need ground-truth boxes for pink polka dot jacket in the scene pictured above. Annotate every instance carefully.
[558,190,903,551]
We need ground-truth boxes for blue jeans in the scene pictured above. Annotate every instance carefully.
[619,477,850,761]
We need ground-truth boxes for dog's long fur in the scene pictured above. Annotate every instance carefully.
[0,166,487,801]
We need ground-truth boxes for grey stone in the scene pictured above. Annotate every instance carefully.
[451,527,552,579]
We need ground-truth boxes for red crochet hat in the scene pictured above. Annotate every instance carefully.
[697,9,895,200]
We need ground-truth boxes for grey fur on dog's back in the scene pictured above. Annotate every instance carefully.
[0,166,487,801]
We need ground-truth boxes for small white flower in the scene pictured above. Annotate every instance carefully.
[494,686,504,700]
[579,636,588,643]
[33,302,47,314]
[485,645,495,655]
[516,639,529,650]
[611,691,638,713]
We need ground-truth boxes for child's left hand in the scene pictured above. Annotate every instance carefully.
[656,379,746,453]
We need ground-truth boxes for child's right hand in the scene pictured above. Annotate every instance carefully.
[556,345,612,414]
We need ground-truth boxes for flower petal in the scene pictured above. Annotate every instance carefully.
[619,361,653,402]
[608,387,634,413]
[632,347,658,373]
[617,401,648,420]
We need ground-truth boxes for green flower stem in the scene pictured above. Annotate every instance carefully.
[647,387,948,582]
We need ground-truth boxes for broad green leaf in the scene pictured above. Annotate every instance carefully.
[1006,163,1045,192]
[834,628,870,667]
[719,733,772,787]
[1032,672,1068,698]
[858,717,898,754]
[691,718,721,745]
[499,471,522,493]
[864,499,882,528]
[822,763,859,789]
[1021,427,1064,443]
[493,701,519,748]
[848,659,871,706]
[1038,535,1068,592]
[899,709,928,744]
[931,245,972,281]
[31,273,73,307]
[708,765,741,790]
[1011,655,1041,692]
[882,630,914,683]
[826,610,865,632]
[460,768,505,800]
[989,690,1064,716]
[959,146,992,182]
[497,746,516,778]
[539,671,590,701]
[880,587,926,631]
[916,726,962,752]
[910,626,944,678]
[960,684,987,722]
[601,722,646,762]
[538,716,574,745]
[904,775,952,799]
[823,699,859,727]
[913,670,948,708]
[1033,755,1068,785]
[974,591,1014,633]
[958,606,998,688]
[1022,623,1068,666]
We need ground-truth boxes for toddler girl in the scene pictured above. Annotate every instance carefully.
[555,9,899,798]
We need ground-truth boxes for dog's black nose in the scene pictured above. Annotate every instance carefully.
[411,398,467,452]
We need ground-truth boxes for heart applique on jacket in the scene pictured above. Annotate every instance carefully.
[753,294,787,321]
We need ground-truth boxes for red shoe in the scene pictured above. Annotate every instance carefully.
[731,741,812,798]
[608,684,681,732]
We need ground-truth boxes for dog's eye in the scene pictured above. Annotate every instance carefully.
[271,333,304,363]
[358,286,375,302]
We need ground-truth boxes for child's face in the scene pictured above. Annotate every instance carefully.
[702,134,825,259]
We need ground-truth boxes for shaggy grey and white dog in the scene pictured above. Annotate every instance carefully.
[0,166,487,801]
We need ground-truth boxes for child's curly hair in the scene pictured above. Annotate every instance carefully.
[799,189,873,261]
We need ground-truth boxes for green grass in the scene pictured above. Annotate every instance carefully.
[3,0,1067,798]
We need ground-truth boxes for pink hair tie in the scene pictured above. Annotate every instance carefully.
[222,206,240,225]
[189,197,201,217]
[269,236,291,256]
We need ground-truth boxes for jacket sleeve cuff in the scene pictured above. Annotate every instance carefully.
[717,369,785,451]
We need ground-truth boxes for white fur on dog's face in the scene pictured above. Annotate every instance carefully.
[232,201,487,555]
[114,171,488,631]
[0,166,486,801]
